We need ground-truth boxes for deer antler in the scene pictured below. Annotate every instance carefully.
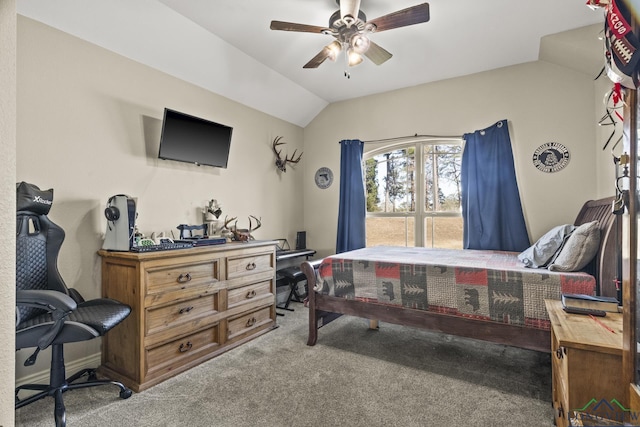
[272,136,303,173]
[223,215,237,230]
[285,150,302,166]
[249,215,261,232]
[272,136,286,171]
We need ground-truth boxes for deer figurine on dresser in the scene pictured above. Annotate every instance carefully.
[222,215,262,242]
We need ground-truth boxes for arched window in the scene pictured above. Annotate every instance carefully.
[364,138,463,248]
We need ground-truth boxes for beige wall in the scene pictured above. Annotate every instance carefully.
[1,1,16,425]
[16,17,304,379]
[304,60,605,258]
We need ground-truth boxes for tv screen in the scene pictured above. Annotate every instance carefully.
[158,108,232,168]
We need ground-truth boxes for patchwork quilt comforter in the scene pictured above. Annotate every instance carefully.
[316,246,597,330]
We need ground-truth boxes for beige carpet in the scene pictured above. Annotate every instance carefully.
[15,302,554,426]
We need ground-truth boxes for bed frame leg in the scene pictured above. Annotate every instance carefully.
[302,261,319,346]
[369,319,379,330]
[307,309,318,346]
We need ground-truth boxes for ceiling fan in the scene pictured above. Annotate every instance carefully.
[270,0,430,71]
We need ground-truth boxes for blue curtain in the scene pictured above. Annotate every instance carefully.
[336,140,366,253]
[461,120,530,252]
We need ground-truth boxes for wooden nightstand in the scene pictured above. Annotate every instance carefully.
[545,300,624,427]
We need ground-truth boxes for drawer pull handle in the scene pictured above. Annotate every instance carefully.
[177,273,192,283]
[245,262,257,271]
[246,317,257,327]
[556,403,564,419]
[179,341,193,353]
[179,306,194,314]
[246,290,257,299]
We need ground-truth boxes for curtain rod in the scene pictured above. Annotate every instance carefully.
[351,134,464,144]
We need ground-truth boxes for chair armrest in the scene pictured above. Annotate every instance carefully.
[16,290,77,351]
[67,288,85,304]
[16,289,77,312]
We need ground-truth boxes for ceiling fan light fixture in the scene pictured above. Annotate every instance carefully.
[327,40,342,61]
[347,48,363,67]
[364,22,377,33]
[272,1,431,72]
[343,15,356,27]
[350,33,370,54]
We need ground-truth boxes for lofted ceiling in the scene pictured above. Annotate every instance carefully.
[17,0,605,127]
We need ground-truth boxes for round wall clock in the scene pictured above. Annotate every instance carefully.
[532,142,570,173]
[314,167,333,189]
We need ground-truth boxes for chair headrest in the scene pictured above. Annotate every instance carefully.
[16,181,54,215]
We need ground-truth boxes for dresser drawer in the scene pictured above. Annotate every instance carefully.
[227,280,272,310]
[227,306,273,341]
[226,252,272,279]
[146,324,220,378]
[146,258,220,297]
[146,293,220,337]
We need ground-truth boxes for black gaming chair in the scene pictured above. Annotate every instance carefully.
[14,182,132,427]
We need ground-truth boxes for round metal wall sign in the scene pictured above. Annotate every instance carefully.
[532,142,570,173]
[314,167,333,189]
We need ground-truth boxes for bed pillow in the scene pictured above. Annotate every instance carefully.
[518,224,575,268]
[548,221,600,272]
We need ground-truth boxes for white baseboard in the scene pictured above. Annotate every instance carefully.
[16,352,101,392]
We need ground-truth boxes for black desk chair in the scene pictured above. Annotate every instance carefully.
[15,182,132,427]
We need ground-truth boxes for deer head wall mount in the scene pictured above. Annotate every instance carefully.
[272,136,302,172]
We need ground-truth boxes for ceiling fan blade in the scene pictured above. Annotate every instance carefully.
[340,0,361,24]
[303,47,332,69]
[270,20,329,34]
[364,41,392,66]
[367,3,430,33]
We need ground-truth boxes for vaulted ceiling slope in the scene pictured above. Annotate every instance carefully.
[17,0,604,127]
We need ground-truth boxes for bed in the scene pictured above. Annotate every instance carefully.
[300,197,618,352]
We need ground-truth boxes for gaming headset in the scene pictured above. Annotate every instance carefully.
[104,195,122,221]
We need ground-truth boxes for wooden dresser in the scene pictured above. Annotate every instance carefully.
[545,300,624,427]
[98,240,277,392]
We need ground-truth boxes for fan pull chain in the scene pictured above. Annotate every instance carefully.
[343,48,350,78]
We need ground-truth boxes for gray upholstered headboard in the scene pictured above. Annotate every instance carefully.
[573,196,618,298]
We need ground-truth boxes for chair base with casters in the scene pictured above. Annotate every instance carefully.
[15,344,132,426]
[15,291,134,427]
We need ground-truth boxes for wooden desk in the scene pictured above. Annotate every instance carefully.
[545,300,624,427]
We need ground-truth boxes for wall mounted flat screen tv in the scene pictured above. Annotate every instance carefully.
[158,108,232,168]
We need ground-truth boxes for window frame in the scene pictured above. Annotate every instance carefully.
[364,137,464,248]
